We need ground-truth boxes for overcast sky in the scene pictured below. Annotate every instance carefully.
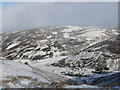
[1,2,118,32]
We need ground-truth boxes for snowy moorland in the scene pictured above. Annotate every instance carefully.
[0,26,120,88]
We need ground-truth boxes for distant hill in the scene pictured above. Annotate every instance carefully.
[1,26,118,60]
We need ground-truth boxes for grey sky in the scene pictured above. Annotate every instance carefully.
[2,2,118,32]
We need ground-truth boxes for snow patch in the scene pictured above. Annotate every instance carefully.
[47,35,52,39]
[6,42,20,50]
[52,32,58,35]
[63,33,70,38]
[81,30,106,40]
[61,26,81,33]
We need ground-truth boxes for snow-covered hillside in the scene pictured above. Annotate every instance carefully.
[1,60,67,88]
[1,26,118,60]
[1,26,120,88]
[55,35,120,71]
